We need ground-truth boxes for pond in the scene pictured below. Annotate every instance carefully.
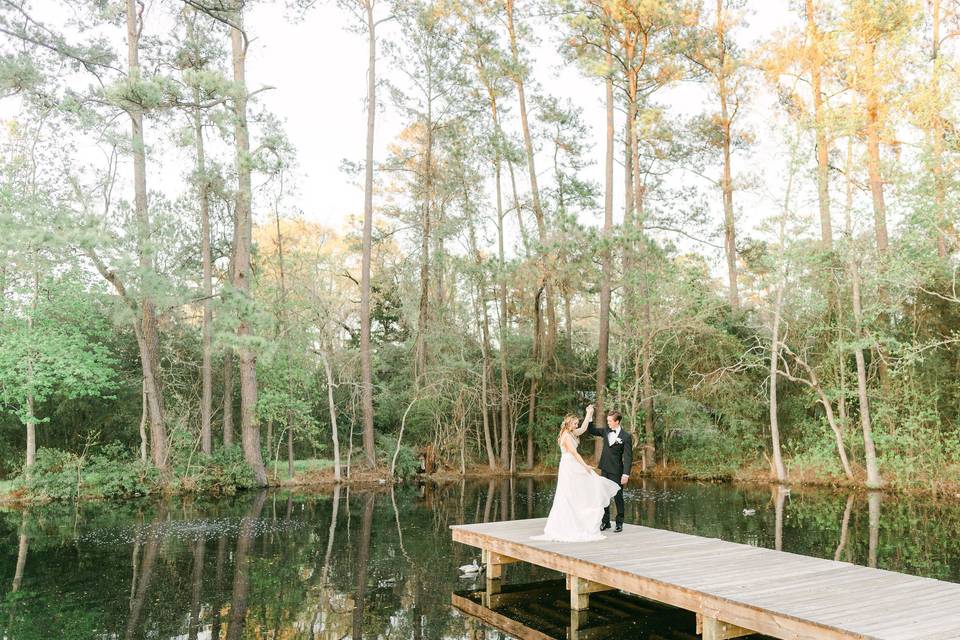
[1,478,959,639]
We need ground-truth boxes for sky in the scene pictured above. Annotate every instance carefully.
[241,1,798,248]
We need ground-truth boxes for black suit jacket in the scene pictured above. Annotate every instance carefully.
[586,422,633,477]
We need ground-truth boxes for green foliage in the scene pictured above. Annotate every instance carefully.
[25,448,84,501]
[21,443,257,501]
[82,442,159,499]
[378,434,420,478]
[0,275,116,428]
[667,405,763,479]
[25,445,160,501]
[187,445,256,495]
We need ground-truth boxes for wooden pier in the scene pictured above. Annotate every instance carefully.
[451,518,960,640]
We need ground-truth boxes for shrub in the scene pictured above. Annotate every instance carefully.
[378,434,420,478]
[189,445,256,495]
[25,444,161,500]
[670,424,755,479]
[83,442,159,498]
[25,448,82,500]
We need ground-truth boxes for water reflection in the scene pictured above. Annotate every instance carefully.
[0,479,958,639]
[834,493,854,562]
[455,579,698,640]
[125,502,167,639]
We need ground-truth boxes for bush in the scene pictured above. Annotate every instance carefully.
[378,434,420,478]
[20,442,258,501]
[26,444,161,501]
[83,442,159,498]
[189,445,256,495]
[670,423,756,479]
[26,448,82,500]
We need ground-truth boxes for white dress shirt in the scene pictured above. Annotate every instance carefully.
[607,427,621,446]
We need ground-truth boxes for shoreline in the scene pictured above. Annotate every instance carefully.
[2,460,959,507]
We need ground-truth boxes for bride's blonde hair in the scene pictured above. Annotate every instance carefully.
[557,414,579,444]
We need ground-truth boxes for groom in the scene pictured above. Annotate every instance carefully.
[585,404,632,532]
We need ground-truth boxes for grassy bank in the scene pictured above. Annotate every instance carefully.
[5,453,960,506]
[267,458,333,478]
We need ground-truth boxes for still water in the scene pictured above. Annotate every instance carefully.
[1,478,959,639]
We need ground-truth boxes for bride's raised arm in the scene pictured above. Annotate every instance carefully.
[573,406,593,436]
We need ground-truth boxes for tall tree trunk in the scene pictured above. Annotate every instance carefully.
[416,94,435,384]
[596,43,614,428]
[230,10,266,486]
[482,80,511,471]
[287,409,295,479]
[415,201,431,383]
[127,0,168,470]
[266,419,273,466]
[632,83,655,470]
[641,303,655,469]
[505,0,553,349]
[717,0,740,310]
[359,0,378,469]
[223,350,235,447]
[464,180,497,471]
[806,0,832,249]
[320,351,342,481]
[505,0,550,458]
[272,192,294,480]
[846,135,882,489]
[851,257,882,488]
[474,58,512,471]
[23,266,37,474]
[526,287,542,469]
[138,379,148,462]
[194,82,213,456]
[478,310,496,470]
[496,160,511,471]
[769,283,789,483]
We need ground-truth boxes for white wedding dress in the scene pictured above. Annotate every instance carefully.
[532,435,622,542]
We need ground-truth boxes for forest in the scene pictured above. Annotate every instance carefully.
[1,0,959,500]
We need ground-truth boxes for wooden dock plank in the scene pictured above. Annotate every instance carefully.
[451,518,960,640]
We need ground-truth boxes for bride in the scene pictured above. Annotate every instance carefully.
[532,408,622,542]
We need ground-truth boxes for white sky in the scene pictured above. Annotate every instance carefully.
[242,1,798,252]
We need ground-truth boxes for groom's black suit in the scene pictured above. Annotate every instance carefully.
[586,421,632,527]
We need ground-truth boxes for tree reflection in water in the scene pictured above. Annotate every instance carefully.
[0,479,958,639]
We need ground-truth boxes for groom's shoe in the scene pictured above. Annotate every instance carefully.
[600,522,611,531]
[614,523,623,533]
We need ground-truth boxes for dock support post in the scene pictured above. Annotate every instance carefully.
[696,614,753,640]
[567,575,614,611]
[482,548,518,581]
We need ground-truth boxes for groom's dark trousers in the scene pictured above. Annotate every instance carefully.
[586,421,633,528]
[599,470,625,527]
